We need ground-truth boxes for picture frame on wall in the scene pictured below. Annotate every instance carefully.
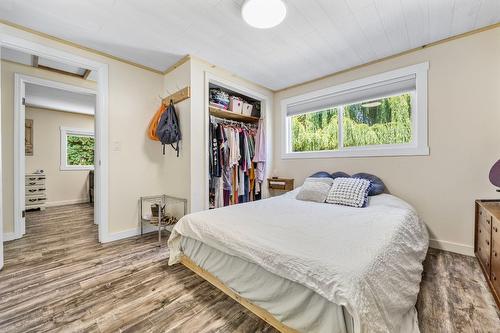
[25,118,33,156]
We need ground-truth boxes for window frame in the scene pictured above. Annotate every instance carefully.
[60,126,95,171]
[281,62,429,159]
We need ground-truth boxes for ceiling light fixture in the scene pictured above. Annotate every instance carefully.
[241,0,287,29]
[361,101,382,108]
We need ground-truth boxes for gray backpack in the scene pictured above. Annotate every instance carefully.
[156,100,181,156]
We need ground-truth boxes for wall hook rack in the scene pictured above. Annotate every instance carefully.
[162,86,191,105]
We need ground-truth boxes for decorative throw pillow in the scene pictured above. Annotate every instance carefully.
[326,177,371,208]
[351,173,385,196]
[331,171,350,179]
[310,171,334,179]
[296,177,334,203]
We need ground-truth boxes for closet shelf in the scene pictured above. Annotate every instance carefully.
[209,106,259,123]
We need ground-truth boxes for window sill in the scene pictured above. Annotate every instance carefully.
[282,145,429,159]
[60,165,95,171]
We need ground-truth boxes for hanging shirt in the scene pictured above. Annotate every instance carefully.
[253,119,266,184]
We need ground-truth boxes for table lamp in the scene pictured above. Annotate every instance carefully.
[489,159,500,192]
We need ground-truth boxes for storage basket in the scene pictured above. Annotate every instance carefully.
[242,103,253,116]
[229,96,243,113]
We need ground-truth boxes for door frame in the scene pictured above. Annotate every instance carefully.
[0,33,110,249]
[14,74,98,238]
[203,72,272,211]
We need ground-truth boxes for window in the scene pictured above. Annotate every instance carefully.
[282,63,429,158]
[60,127,95,170]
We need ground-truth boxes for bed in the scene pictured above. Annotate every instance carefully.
[168,188,429,333]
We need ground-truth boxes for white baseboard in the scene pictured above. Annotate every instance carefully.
[429,239,474,256]
[3,232,19,242]
[45,198,89,207]
[105,224,174,243]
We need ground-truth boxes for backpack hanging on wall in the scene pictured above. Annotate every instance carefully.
[155,100,182,156]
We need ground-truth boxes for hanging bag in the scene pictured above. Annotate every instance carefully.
[147,104,166,141]
[155,100,182,156]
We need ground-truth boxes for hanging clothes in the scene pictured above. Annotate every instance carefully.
[253,119,266,194]
[208,116,262,209]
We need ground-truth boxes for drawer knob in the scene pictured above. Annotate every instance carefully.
[494,227,498,233]
[486,240,490,246]
[487,219,491,225]
[480,211,483,216]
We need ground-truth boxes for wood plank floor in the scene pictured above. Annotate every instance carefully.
[0,204,499,332]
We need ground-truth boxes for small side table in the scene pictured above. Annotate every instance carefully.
[267,177,294,197]
[139,195,187,246]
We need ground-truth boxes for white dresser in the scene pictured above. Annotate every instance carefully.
[26,173,47,210]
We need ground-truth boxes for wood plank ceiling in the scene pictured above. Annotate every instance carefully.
[0,0,498,90]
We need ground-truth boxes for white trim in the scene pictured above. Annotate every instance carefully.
[429,239,474,257]
[106,225,173,243]
[281,62,429,159]
[1,33,110,244]
[26,102,95,116]
[0,44,4,269]
[203,72,272,210]
[60,126,95,171]
[3,232,18,242]
[45,198,90,207]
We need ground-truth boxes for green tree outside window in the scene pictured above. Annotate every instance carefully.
[291,93,412,152]
[66,135,95,166]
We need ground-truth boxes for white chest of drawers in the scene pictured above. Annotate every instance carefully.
[26,173,47,210]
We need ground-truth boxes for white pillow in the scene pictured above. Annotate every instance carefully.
[296,177,334,203]
[326,177,371,208]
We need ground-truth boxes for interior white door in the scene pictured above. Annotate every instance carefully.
[20,82,26,236]
[0,44,4,270]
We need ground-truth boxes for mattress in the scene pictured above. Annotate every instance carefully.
[181,236,354,333]
[169,189,428,332]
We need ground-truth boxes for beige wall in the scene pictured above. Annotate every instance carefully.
[273,28,500,254]
[1,60,96,233]
[25,107,94,205]
[161,61,191,210]
[1,23,164,236]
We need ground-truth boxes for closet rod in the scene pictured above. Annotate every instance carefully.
[162,86,191,105]
[210,115,258,128]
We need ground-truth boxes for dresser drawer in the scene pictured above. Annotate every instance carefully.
[491,239,500,295]
[25,175,46,182]
[26,195,46,206]
[26,185,46,196]
[492,216,500,238]
[478,224,492,275]
[479,206,493,231]
[25,179,45,186]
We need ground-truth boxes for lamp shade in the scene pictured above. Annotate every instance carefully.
[489,159,500,187]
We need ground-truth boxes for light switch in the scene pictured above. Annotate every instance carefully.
[112,141,121,152]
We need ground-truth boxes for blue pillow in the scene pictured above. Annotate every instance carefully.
[310,171,333,179]
[331,171,350,179]
[352,173,385,196]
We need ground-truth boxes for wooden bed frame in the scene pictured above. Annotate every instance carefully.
[180,255,298,333]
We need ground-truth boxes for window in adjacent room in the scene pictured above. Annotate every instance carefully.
[60,127,95,170]
[282,62,429,158]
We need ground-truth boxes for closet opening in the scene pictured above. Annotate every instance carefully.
[207,81,266,210]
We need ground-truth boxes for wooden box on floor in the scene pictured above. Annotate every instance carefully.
[475,200,500,308]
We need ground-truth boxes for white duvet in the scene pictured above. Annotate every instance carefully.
[168,190,429,333]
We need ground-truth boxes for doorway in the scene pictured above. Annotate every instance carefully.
[16,74,97,237]
[0,34,109,269]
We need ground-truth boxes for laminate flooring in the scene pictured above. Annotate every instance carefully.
[0,204,498,332]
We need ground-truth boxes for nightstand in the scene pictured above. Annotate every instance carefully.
[267,177,294,197]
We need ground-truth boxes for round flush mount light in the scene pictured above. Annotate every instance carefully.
[361,101,382,108]
[242,0,287,29]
